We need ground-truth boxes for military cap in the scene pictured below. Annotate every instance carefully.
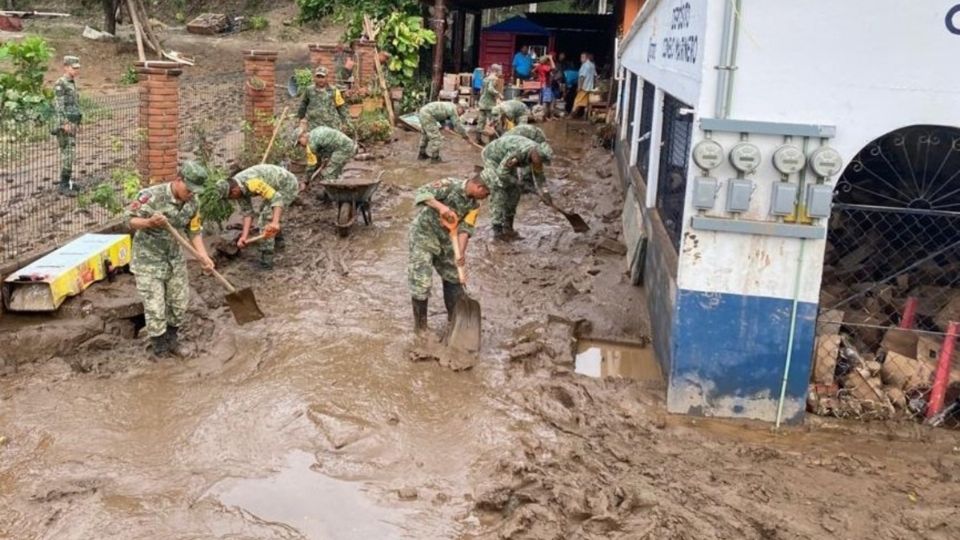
[179,160,208,193]
[215,179,231,199]
[63,55,81,67]
[536,142,554,162]
[314,66,328,77]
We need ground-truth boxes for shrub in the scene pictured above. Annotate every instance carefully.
[119,66,138,86]
[250,15,269,30]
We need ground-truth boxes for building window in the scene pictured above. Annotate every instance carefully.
[656,93,694,251]
[634,80,655,179]
[624,74,636,144]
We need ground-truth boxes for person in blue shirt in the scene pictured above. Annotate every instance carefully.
[512,45,533,80]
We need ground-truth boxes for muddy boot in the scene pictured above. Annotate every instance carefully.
[274,232,286,251]
[417,150,429,160]
[430,155,443,164]
[164,325,182,357]
[57,173,77,197]
[150,335,170,357]
[259,251,274,270]
[492,224,510,241]
[442,281,463,322]
[504,217,523,241]
[412,298,429,333]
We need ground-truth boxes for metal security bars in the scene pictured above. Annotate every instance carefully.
[655,93,693,252]
[634,80,655,180]
[0,92,139,264]
[809,126,960,428]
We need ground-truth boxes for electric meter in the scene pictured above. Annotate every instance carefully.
[808,146,843,178]
[772,144,805,175]
[729,142,761,174]
[692,139,724,171]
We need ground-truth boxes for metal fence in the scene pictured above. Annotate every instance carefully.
[179,71,247,172]
[0,91,139,264]
[810,125,960,428]
[655,92,693,251]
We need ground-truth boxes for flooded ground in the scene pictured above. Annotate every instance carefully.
[2,123,960,539]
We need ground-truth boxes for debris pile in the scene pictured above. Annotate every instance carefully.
[809,303,960,423]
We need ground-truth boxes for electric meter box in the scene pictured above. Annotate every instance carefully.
[805,184,833,218]
[770,182,798,216]
[726,179,753,213]
[692,177,719,209]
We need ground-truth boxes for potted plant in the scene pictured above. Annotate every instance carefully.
[246,76,267,92]
[344,88,365,118]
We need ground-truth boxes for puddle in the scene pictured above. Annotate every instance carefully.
[211,450,409,539]
[575,338,662,383]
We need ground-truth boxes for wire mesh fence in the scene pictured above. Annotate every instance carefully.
[179,71,247,172]
[0,91,139,265]
[810,204,960,428]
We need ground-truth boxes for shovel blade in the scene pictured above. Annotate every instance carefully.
[225,287,265,325]
[445,294,482,353]
[563,211,590,233]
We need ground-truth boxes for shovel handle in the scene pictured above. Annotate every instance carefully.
[448,225,467,285]
[260,106,289,164]
[162,221,237,293]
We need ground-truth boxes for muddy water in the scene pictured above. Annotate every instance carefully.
[575,338,661,383]
[0,134,541,538]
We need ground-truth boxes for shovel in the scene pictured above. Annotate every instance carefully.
[163,222,265,325]
[444,224,482,353]
[526,170,589,233]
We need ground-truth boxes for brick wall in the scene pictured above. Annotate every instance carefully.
[244,50,278,149]
[308,41,381,90]
[136,61,183,184]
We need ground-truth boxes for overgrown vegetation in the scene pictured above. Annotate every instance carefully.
[0,36,54,124]
[188,123,235,229]
[77,138,142,215]
[119,66,138,86]
[295,0,434,86]
[354,109,391,144]
[249,15,269,30]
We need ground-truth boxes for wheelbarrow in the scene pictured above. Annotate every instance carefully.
[320,171,384,237]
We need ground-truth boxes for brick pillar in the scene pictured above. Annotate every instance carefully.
[244,50,278,150]
[353,40,378,89]
[136,61,182,184]
[308,43,339,71]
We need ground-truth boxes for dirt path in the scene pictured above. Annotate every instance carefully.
[1,124,960,539]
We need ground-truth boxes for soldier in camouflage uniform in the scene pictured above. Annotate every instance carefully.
[408,172,490,332]
[491,99,530,135]
[125,161,215,357]
[476,64,503,145]
[503,124,548,193]
[417,101,469,162]
[298,126,358,183]
[480,135,553,241]
[297,66,349,133]
[53,56,82,197]
[216,164,299,270]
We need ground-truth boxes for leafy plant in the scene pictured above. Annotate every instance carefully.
[119,66,138,86]
[0,36,54,96]
[354,109,392,144]
[394,72,430,114]
[377,13,435,80]
[294,67,313,95]
[198,166,234,229]
[77,167,142,215]
[250,15,269,30]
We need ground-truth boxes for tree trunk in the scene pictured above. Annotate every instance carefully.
[430,0,446,100]
[102,0,117,35]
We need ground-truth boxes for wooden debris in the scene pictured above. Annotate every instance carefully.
[881,328,918,358]
[187,13,230,35]
[813,335,841,385]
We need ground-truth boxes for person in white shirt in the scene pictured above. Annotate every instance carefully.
[571,52,597,118]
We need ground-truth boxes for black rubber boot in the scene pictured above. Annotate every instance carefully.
[164,325,181,356]
[430,155,442,163]
[492,224,509,241]
[259,251,275,270]
[413,298,428,333]
[417,150,429,160]
[150,335,170,357]
[442,281,463,322]
[274,231,286,251]
[504,216,522,241]
[57,173,77,197]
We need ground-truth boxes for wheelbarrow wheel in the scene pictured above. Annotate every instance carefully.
[336,202,354,238]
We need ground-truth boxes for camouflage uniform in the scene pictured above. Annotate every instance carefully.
[476,73,502,136]
[417,101,467,159]
[493,99,529,135]
[298,85,349,131]
[408,178,480,301]
[306,126,357,182]
[53,72,82,191]
[125,183,203,339]
[503,124,548,192]
[481,135,553,230]
[232,164,299,264]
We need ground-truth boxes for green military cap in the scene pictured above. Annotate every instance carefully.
[215,179,231,199]
[64,55,81,67]
[537,142,554,162]
[314,66,328,77]
[179,160,208,193]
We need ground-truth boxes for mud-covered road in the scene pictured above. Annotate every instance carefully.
[2,123,960,539]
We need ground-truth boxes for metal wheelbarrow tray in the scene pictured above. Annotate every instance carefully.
[319,175,383,237]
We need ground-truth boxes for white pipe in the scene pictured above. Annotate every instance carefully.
[715,0,741,119]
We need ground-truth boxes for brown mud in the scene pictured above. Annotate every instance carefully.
[2,123,960,539]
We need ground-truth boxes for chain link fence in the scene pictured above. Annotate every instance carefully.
[810,204,960,428]
[0,91,139,265]
[179,71,247,172]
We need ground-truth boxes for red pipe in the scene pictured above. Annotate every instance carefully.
[926,321,958,419]
[899,296,918,329]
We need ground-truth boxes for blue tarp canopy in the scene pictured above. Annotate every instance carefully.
[483,16,550,35]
